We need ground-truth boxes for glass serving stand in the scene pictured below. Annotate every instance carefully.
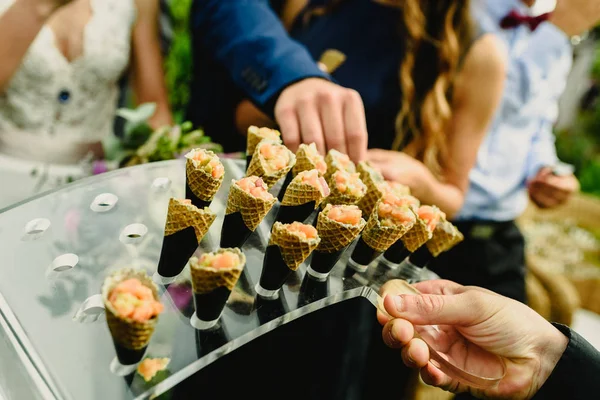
[0,159,411,400]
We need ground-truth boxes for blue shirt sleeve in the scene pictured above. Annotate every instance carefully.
[191,0,330,117]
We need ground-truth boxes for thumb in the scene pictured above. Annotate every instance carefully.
[383,293,484,326]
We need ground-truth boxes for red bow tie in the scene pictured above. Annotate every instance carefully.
[500,10,551,31]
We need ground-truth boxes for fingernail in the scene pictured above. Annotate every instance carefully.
[393,296,403,312]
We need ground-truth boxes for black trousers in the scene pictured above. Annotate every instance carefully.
[429,220,527,304]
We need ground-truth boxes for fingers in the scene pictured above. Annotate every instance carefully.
[320,91,347,155]
[401,338,430,368]
[412,280,467,296]
[342,89,368,163]
[297,99,325,155]
[275,104,301,153]
[382,318,414,349]
[420,362,454,391]
[383,290,486,326]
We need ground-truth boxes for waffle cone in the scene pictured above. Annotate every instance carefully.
[356,162,386,216]
[324,150,356,181]
[164,198,216,242]
[281,177,325,208]
[225,181,276,231]
[246,126,282,156]
[247,140,296,188]
[102,269,159,351]
[322,175,366,207]
[401,217,434,252]
[189,248,246,294]
[269,222,321,270]
[185,156,224,202]
[293,144,323,176]
[426,220,464,257]
[316,205,366,253]
[362,206,415,253]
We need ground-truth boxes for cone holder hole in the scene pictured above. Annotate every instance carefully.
[22,218,51,240]
[119,223,148,245]
[151,177,171,192]
[90,193,118,213]
[73,294,105,323]
[50,253,79,272]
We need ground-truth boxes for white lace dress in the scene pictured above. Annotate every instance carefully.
[0,0,136,210]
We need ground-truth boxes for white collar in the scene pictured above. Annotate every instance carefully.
[529,0,557,16]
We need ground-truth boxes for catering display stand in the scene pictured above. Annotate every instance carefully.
[0,159,412,400]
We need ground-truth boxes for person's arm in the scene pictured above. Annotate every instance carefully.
[0,0,71,92]
[367,34,506,218]
[534,324,600,399]
[522,24,579,208]
[131,0,173,129]
[191,0,328,117]
[376,279,600,399]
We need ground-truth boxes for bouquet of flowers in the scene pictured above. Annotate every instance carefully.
[97,103,223,174]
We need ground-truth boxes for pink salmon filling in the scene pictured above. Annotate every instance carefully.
[236,176,274,201]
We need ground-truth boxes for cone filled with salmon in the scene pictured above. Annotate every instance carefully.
[324,149,356,181]
[276,169,330,224]
[220,176,277,249]
[189,248,245,329]
[381,204,443,268]
[322,169,367,207]
[426,219,464,257]
[357,161,411,216]
[278,143,327,201]
[156,198,216,280]
[308,205,366,281]
[185,149,225,209]
[103,269,164,366]
[256,222,320,298]
[246,126,282,170]
[348,193,416,272]
[247,140,296,188]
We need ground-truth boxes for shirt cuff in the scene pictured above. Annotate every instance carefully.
[534,323,600,399]
[246,54,331,119]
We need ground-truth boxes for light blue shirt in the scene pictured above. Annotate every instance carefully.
[458,0,572,221]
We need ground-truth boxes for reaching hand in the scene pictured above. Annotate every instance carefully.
[366,149,432,199]
[528,167,579,209]
[377,280,569,399]
[274,78,368,163]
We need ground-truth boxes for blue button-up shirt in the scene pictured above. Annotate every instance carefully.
[458,0,572,221]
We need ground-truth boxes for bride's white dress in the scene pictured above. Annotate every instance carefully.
[0,0,136,210]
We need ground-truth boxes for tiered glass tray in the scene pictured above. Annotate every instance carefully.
[0,159,408,400]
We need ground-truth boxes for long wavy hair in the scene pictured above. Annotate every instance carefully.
[299,0,473,176]
[391,0,473,177]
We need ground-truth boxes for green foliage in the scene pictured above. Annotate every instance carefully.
[579,158,600,197]
[164,0,193,123]
[105,103,222,167]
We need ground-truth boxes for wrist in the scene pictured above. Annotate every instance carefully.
[534,324,569,392]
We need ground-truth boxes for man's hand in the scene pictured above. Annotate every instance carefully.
[274,78,368,162]
[528,167,579,209]
[378,280,569,399]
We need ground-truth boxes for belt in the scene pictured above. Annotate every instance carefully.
[452,220,516,240]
